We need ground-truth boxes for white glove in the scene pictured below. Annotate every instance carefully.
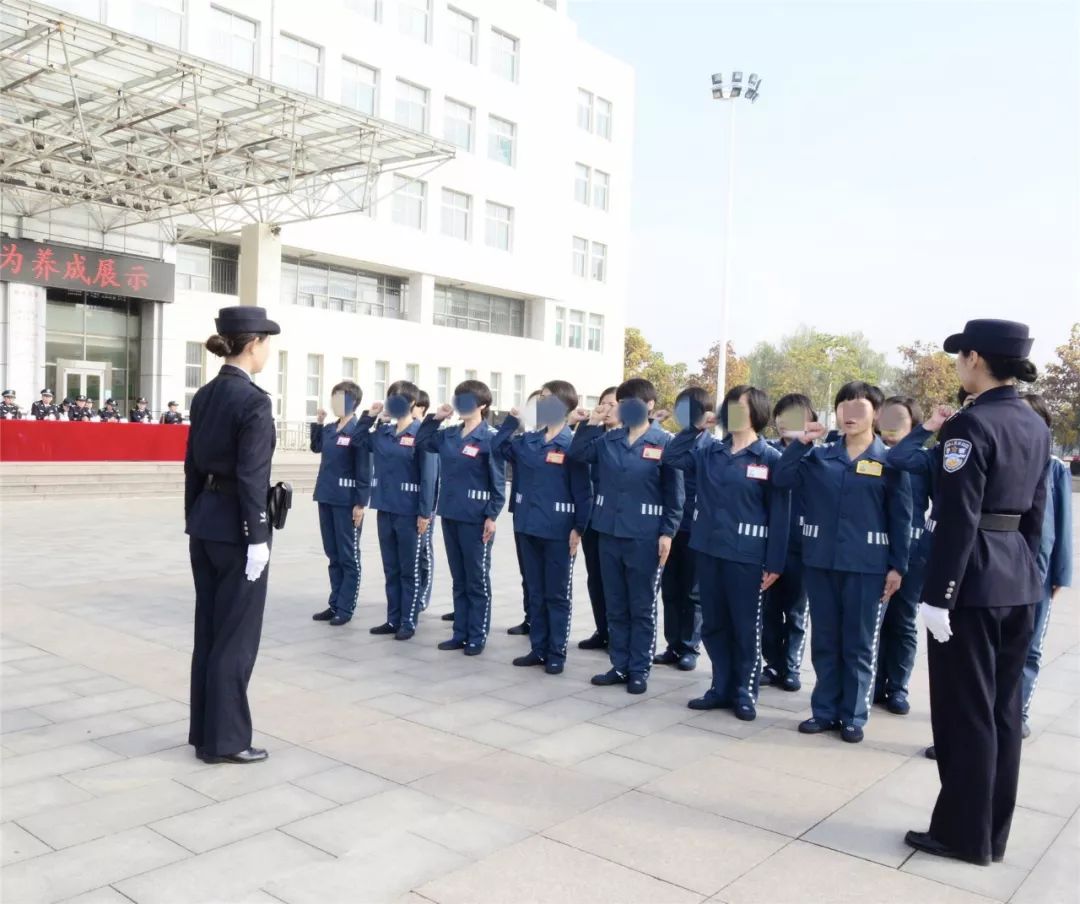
[245,542,270,582]
[919,603,952,643]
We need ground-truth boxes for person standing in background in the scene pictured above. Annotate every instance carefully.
[30,389,60,420]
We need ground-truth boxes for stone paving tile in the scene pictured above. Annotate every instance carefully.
[500,696,615,734]
[449,718,546,749]
[1,741,120,787]
[405,694,525,731]
[1016,760,1080,818]
[902,850,1029,900]
[290,763,396,804]
[57,887,135,904]
[3,711,149,755]
[0,774,95,821]
[62,744,213,795]
[124,700,191,726]
[1020,730,1080,774]
[570,751,670,788]
[1,683,81,712]
[175,745,339,801]
[29,688,165,723]
[512,721,639,767]
[1011,810,1080,904]
[589,695,704,736]
[1,820,52,865]
[93,720,193,758]
[611,722,736,769]
[1,707,53,733]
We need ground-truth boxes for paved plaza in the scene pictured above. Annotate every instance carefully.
[1,493,1078,904]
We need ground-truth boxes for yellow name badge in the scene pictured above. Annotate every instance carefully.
[856,460,884,477]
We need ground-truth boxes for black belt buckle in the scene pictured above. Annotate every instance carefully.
[978,512,1021,531]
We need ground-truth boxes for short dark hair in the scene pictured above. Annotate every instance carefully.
[720,384,770,433]
[542,380,579,412]
[600,385,619,402]
[882,395,923,427]
[773,393,817,423]
[332,380,363,411]
[1023,393,1052,429]
[387,380,419,406]
[454,379,493,414]
[675,385,714,415]
[616,378,657,404]
[961,350,1039,384]
[834,381,884,411]
[415,389,430,414]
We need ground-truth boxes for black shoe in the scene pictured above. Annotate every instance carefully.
[369,623,395,635]
[198,747,268,765]
[798,717,840,734]
[759,666,779,687]
[464,644,484,656]
[841,724,864,743]
[734,703,757,722]
[688,692,732,711]
[924,745,937,760]
[441,612,455,621]
[312,608,335,621]
[513,652,546,667]
[780,674,802,692]
[329,615,351,626]
[545,661,565,675]
[904,830,990,867]
[676,653,697,672]
[873,691,889,706]
[1022,721,1031,739]
[578,633,608,650]
[627,675,648,695]
[394,628,415,641]
[591,668,628,687]
[438,639,466,651]
[652,650,678,666]
[886,694,911,715]
[507,622,531,636]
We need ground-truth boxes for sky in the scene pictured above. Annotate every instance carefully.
[567,0,1079,371]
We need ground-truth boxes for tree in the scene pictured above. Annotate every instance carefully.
[1041,323,1080,454]
[687,341,751,397]
[623,327,689,413]
[893,341,958,418]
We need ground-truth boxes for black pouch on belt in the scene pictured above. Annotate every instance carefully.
[267,482,293,530]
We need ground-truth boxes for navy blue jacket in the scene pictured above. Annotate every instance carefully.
[772,436,912,575]
[1039,458,1073,593]
[352,414,437,518]
[492,415,592,540]
[884,425,939,565]
[768,438,807,561]
[415,416,506,523]
[667,430,790,573]
[185,364,276,545]
[568,422,684,540]
[310,418,372,508]
[921,386,1049,609]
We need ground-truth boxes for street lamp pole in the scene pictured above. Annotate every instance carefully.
[710,71,761,402]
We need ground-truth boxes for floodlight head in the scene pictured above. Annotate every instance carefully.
[712,88,724,99]
[732,71,743,84]
[731,86,741,97]
[748,73,760,88]
[711,73,724,86]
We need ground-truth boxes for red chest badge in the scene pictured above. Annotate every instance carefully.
[336,436,351,447]
[399,435,415,447]
[462,444,480,458]
[642,445,663,461]
[546,451,566,465]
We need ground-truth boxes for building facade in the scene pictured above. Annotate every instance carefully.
[0,0,634,424]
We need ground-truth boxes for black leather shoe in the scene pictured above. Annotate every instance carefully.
[545,661,565,675]
[513,652,546,667]
[312,608,335,621]
[441,612,455,621]
[841,724,864,743]
[676,653,697,672]
[759,666,779,687]
[653,650,678,666]
[905,830,990,867]
[330,615,351,626]
[780,674,802,692]
[369,623,395,635]
[688,692,732,711]
[924,745,937,760]
[627,675,648,695]
[578,633,608,650]
[464,644,484,656]
[735,703,757,722]
[798,717,840,734]
[199,747,268,765]
[591,669,628,686]
[507,621,531,636]
[394,628,415,641]
[438,639,465,651]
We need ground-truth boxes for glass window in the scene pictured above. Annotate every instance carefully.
[342,357,358,380]
[398,0,429,41]
[342,59,377,115]
[275,350,288,418]
[571,237,587,278]
[176,244,210,291]
[590,241,607,282]
[464,369,477,380]
[443,98,474,151]
[393,175,425,229]
[484,202,512,251]
[374,361,389,400]
[446,7,476,63]
[577,88,593,132]
[554,306,566,346]
[441,189,471,241]
[185,341,203,408]
[568,310,584,350]
[596,96,613,139]
[405,363,420,383]
[278,33,321,94]
[433,286,526,337]
[209,243,238,294]
[344,0,379,20]
[281,258,403,318]
[491,29,518,82]
[513,374,525,408]
[306,354,323,417]
[299,263,330,308]
[588,314,603,352]
[436,367,450,404]
[593,170,610,211]
[574,163,590,205]
[133,0,183,48]
[487,116,515,166]
[209,7,257,74]
[490,372,503,409]
[395,79,428,132]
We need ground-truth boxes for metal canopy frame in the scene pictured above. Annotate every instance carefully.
[0,0,455,241]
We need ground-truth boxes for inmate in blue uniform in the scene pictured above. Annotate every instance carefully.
[352,413,438,635]
[415,416,506,651]
[493,415,591,667]
[569,422,684,681]
[773,437,911,729]
[665,430,789,710]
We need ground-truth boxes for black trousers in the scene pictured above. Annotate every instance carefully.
[928,604,1035,862]
[189,537,269,756]
[660,531,701,657]
[582,526,607,641]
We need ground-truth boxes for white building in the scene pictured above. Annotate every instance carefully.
[0,0,634,428]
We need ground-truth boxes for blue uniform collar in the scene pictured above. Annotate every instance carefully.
[717,435,768,458]
[970,385,1019,405]
[531,425,573,449]
[824,434,888,463]
[616,422,667,449]
[384,417,420,437]
[220,364,252,381]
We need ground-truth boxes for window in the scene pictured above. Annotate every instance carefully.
[280,258,405,318]
[588,314,604,352]
[395,79,428,132]
[593,170,610,211]
[443,98,474,151]
[374,361,389,400]
[434,286,527,337]
[133,0,183,48]
[441,189,471,241]
[554,306,566,346]
[342,59,377,115]
[342,357,358,380]
[591,241,607,282]
[571,237,588,278]
[344,0,379,20]
[568,310,584,350]
[465,369,477,380]
[278,34,321,95]
[306,354,323,418]
[574,163,590,205]
[488,116,515,166]
[490,372,503,409]
[485,202,512,251]
[392,175,425,229]
[184,341,203,408]
[596,97,613,140]
[176,242,238,294]
[275,350,288,418]
[446,7,476,63]
[436,367,450,404]
[406,363,420,383]
[513,374,526,408]
[209,7,257,74]
[577,89,593,132]
[584,396,598,409]
[398,0,429,41]
[491,29,518,82]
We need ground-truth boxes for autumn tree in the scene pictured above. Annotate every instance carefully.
[687,341,751,397]
[893,341,958,418]
[1040,323,1080,454]
[623,327,689,413]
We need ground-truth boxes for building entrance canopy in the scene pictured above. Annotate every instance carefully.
[0,0,456,240]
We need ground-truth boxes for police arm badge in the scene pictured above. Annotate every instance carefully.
[942,438,972,473]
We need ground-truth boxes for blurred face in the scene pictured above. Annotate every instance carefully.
[725,393,752,433]
[878,403,913,447]
[836,398,875,436]
[600,391,619,427]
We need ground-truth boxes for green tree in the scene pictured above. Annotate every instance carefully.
[1041,323,1080,454]
[687,341,751,398]
[623,327,689,413]
[894,341,958,417]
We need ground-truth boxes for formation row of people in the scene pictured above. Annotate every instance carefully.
[1,388,182,423]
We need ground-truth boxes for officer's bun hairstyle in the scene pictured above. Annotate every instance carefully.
[773,392,817,423]
[675,385,715,413]
[882,395,923,428]
[720,384,770,433]
[834,381,885,411]
[967,351,1039,384]
[1022,393,1053,429]
[415,389,430,414]
[454,379,493,414]
[332,380,363,410]
[205,332,265,358]
[387,380,419,406]
[616,378,657,404]
[542,380,579,412]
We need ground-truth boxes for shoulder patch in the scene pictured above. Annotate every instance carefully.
[942,438,972,473]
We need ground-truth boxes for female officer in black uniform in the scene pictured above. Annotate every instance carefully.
[185,305,280,765]
[905,319,1048,867]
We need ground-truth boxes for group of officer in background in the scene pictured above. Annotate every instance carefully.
[0,387,184,423]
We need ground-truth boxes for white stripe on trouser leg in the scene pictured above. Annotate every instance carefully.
[480,539,492,643]
[863,598,887,715]
[794,597,810,668]
[422,527,434,609]
[560,553,576,658]
[409,524,422,628]
[352,525,361,619]
[1023,601,1053,716]
[749,587,765,703]
[646,563,663,678]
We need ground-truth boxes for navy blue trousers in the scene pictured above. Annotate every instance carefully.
[441,518,492,647]
[514,530,530,622]
[762,555,809,678]
[519,533,575,665]
[804,567,888,728]
[377,511,422,631]
[318,502,361,618]
[417,522,435,611]
[598,534,661,678]
[876,556,924,699]
[582,527,607,641]
[660,531,701,658]
[697,555,764,707]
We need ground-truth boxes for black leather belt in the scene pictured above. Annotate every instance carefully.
[205,474,238,495]
[979,513,1021,531]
